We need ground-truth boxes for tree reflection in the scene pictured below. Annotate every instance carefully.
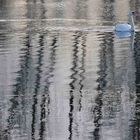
[132,32,140,140]
[31,34,45,140]
[68,31,87,140]
[93,32,114,140]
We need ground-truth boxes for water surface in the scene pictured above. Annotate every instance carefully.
[0,0,140,140]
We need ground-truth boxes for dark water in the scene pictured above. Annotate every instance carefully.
[0,0,140,140]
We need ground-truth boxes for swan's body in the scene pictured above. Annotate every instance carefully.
[115,11,135,32]
[115,23,132,31]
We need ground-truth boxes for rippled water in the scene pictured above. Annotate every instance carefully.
[0,0,140,140]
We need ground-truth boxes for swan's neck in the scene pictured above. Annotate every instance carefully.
[129,15,135,31]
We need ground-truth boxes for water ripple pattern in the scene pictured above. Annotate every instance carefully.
[0,0,140,140]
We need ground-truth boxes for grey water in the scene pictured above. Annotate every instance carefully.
[0,0,140,140]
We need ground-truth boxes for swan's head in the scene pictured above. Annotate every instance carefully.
[128,11,135,16]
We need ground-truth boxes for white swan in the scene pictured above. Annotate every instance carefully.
[115,11,135,32]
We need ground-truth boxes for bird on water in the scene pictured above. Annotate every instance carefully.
[114,11,135,32]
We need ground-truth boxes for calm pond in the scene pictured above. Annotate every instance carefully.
[0,0,140,140]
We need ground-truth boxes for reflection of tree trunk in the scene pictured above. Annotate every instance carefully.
[132,32,140,140]
[92,0,115,138]
[2,31,33,140]
[0,0,7,8]
[78,33,86,111]
[93,32,114,140]
[69,32,81,140]
[29,0,47,138]
[32,0,44,4]
[41,0,44,4]
[68,31,87,140]
[39,35,58,140]
[31,34,45,140]
[102,0,114,22]
[26,0,46,19]
[75,0,88,19]
[133,0,140,22]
